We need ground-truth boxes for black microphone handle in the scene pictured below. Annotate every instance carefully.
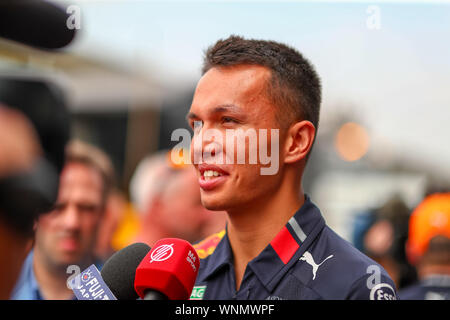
[143,290,168,300]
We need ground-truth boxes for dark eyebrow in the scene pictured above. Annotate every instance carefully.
[212,104,243,114]
[185,104,245,123]
[185,112,199,123]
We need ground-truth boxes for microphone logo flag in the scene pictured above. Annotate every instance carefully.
[150,243,174,263]
[81,272,91,282]
[71,264,117,300]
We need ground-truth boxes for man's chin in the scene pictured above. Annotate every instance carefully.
[55,250,84,266]
[201,197,230,212]
[201,193,246,213]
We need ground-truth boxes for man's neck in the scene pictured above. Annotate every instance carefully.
[33,248,80,300]
[226,179,304,290]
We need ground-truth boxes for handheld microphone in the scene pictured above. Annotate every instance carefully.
[134,238,200,300]
[71,242,150,300]
[0,0,77,50]
[101,242,151,300]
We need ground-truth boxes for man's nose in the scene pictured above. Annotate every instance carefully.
[60,205,81,230]
[192,127,224,164]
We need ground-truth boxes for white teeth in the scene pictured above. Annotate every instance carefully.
[202,170,222,178]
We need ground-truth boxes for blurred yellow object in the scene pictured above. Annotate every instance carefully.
[406,193,450,264]
[167,148,190,169]
[111,202,140,252]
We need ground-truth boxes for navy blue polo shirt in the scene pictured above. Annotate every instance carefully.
[192,195,398,300]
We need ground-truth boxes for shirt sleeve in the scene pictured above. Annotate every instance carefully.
[346,272,398,300]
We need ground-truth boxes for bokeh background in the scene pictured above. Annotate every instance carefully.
[1,0,449,290]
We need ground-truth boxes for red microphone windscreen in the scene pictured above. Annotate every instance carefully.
[134,238,200,300]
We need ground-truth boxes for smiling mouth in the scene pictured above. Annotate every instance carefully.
[198,165,229,190]
[202,170,224,180]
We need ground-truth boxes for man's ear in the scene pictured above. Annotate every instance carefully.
[283,120,316,164]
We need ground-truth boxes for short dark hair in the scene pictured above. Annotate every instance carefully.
[202,35,322,131]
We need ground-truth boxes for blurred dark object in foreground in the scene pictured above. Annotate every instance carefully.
[0,0,75,300]
[0,77,71,235]
[0,78,70,173]
[0,0,76,50]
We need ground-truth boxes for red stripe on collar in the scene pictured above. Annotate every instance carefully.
[270,226,299,264]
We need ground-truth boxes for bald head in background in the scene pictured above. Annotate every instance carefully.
[129,152,227,247]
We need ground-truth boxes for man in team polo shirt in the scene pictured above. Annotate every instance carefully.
[187,36,397,300]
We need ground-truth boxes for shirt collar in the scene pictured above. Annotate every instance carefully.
[198,195,326,292]
[198,231,234,282]
[11,250,43,300]
[29,255,42,298]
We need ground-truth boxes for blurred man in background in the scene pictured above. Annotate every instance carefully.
[127,151,227,248]
[353,195,417,289]
[399,193,450,300]
[11,140,115,300]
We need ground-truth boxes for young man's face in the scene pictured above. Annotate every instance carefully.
[188,65,285,212]
[35,162,104,268]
